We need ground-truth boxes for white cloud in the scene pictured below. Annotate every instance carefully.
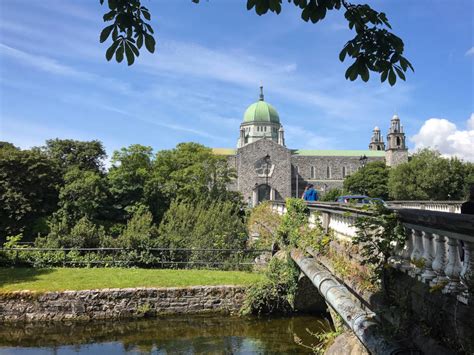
[411,114,474,161]
[285,124,335,149]
[466,47,474,56]
[0,43,131,95]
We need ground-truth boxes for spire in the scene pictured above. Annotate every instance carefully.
[259,85,264,101]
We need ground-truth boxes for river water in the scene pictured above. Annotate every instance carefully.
[0,314,332,354]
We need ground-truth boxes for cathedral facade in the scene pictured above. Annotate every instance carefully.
[213,87,408,204]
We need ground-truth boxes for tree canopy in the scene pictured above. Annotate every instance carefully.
[341,149,474,201]
[98,0,412,85]
[343,160,389,199]
[388,149,474,201]
[0,139,242,250]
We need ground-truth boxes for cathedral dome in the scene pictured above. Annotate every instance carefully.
[243,86,280,124]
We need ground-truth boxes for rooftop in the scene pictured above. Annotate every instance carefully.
[293,150,386,157]
[212,148,386,157]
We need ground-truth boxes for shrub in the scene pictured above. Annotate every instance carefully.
[241,255,299,316]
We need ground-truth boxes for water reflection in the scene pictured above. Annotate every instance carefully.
[0,314,331,354]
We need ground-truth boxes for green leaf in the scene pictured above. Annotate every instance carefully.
[103,10,116,21]
[142,10,151,21]
[145,33,155,53]
[360,63,369,82]
[137,34,143,49]
[394,67,406,81]
[380,70,388,82]
[388,68,396,86]
[339,48,347,62]
[116,43,124,63]
[105,40,120,61]
[125,43,135,66]
[100,25,114,43]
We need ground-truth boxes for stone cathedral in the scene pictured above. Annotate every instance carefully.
[213,87,408,204]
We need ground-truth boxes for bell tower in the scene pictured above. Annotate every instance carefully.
[385,114,408,167]
[368,127,385,151]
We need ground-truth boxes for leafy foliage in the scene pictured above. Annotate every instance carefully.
[246,201,282,249]
[158,198,247,255]
[277,198,309,247]
[343,160,389,199]
[352,203,405,289]
[0,147,60,242]
[41,139,106,174]
[108,144,154,221]
[99,0,155,65]
[320,188,343,202]
[388,149,474,200]
[55,168,109,226]
[99,0,412,85]
[241,255,299,316]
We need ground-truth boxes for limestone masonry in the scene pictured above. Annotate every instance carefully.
[214,87,408,204]
[0,286,246,322]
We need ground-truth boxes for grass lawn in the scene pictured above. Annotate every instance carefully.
[0,268,264,293]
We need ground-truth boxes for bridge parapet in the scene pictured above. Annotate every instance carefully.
[270,200,474,305]
[387,200,462,213]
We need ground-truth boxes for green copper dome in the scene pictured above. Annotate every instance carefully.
[243,87,280,124]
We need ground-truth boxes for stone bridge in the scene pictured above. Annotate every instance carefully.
[270,200,473,354]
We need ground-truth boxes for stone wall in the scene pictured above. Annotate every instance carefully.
[236,139,292,202]
[0,286,246,322]
[291,155,384,197]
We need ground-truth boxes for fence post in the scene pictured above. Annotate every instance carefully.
[63,249,67,267]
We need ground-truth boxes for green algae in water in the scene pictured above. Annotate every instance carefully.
[0,314,333,354]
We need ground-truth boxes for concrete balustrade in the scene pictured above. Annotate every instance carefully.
[387,201,462,213]
[269,200,474,305]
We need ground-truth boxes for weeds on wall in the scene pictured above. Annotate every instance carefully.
[352,203,405,291]
[240,255,299,316]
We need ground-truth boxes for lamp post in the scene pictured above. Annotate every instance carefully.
[359,154,368,195]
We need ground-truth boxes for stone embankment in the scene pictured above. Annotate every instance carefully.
[0,286,246,321]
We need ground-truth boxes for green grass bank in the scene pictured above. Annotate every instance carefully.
[0,268,264,292]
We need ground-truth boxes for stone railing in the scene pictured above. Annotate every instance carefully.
[270,201,474,305]
[387,200,462,213]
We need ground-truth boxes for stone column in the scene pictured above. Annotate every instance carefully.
[399,227,413,272]
[420,231,436,283]
[443,237,463,294]
[458,241,474,304]
[409,229,424,277]
[430,234,448,287]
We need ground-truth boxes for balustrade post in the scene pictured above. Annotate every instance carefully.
[420,231,436,283]
[430,234,448,287]
[409,228,424,277]
[458,241,474,304]
[399,226,413,272]
[443,237,463,294]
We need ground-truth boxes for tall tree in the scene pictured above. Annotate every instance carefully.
[388,149,474,200]
[55,168,109,225]
[41,139,107,174]
[0,146,60,242]
[147,142,238,220]
[108,144,154,220]
[98,0,412,85]
[343,160,389,199]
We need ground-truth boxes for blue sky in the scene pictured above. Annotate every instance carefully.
[0,0,473,161]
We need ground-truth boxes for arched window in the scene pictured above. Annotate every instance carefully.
[326,166,331,179]
[310,166,315,179]
[342,166,346,178]
[396,137,401,146]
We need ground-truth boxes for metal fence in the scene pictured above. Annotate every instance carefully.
[0,247,272,270]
